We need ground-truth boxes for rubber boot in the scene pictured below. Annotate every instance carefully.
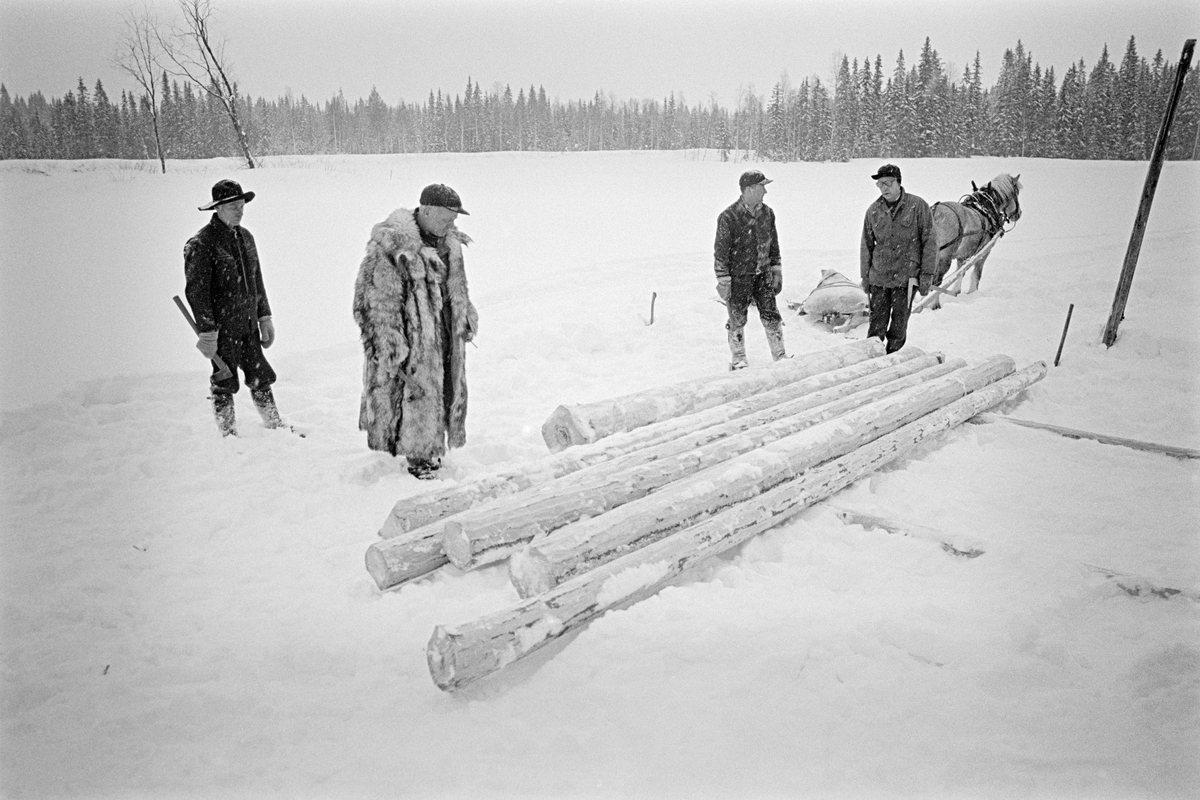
[250,387,285,429]
[727,325,748,371]
[765,321,789,361]
[212,393,237,437]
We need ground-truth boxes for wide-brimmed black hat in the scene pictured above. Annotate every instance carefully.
[871,164,902,182]
[419,183,469,215]
[199,179,255,211]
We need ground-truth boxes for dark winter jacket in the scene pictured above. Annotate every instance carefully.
[860,190,938,289]
[353,209,478,460]
[184,216,271,335]
[714,199,782,280]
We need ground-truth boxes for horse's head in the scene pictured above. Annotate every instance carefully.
[987,173,1023,222]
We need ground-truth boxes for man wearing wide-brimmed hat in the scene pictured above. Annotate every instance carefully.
[184,178,289,436]
[353,183,478,480]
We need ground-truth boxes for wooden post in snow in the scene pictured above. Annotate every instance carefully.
[366,351,932,591]
[540,338,885,451]
[427,362,1048,691]
[378,345,914,541]
[506,356,1016,598]
[1102,39,1195,348]
[443,356,969,575]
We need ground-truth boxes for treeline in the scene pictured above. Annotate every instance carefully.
[1,36,1197,163]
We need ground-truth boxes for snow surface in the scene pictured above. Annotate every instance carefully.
[1,152,1198,798]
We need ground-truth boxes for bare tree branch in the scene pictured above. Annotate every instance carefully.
[114,4,167,172]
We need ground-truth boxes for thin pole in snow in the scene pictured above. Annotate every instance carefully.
[1054,303,1074,367]
[1102,39,1195,348]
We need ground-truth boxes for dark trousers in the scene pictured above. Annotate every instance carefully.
[726,271,782,330]
[211,327,276,395]
[866,284,913,354]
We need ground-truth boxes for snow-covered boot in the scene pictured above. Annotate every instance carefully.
[211,393,237,437]
[407,457,442,481]
[251,387,285,429]
[727,325,748,371]
[765,321,789,361]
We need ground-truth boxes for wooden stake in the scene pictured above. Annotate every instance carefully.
[1102,39,1196,348]
[1054,303,1074,367]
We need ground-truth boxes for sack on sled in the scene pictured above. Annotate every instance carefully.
[794,270,868,317]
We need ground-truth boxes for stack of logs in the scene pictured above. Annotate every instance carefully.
[363,339,1047,691]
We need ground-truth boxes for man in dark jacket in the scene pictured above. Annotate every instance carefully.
[184,179,286,436]
[860,164,937,354]
[714,170,787,370]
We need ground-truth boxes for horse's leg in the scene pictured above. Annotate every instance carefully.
[968,249,992,294]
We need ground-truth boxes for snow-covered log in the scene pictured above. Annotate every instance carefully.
[442,356,969,574]
[379,346,917,540]
[427,362,1049,691]
[507,356,1017,598]
[367,350,931,591]
[540,338,885,452]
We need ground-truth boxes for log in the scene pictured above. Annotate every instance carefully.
[427,362,1049,691]
[540,338,885,451]
[831,507,985,558]
[970,413,1200,460]
[379,345,915,540]
[443,356,970,575]
[367,350,931,591]
[507,356,1016,598]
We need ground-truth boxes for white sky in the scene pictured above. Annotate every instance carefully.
[1,0,1197,107]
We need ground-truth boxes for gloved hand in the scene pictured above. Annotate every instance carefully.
[770,268,783,295]
[918,274,933,297]
[716,276,731,302]
[861,278,871,294]
[196,330,219,360]
[258,316,275,348]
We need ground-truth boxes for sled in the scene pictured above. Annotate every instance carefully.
[788,269,869,333]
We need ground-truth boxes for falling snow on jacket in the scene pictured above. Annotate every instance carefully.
[859,190,938,289]
[184,215,271,335]
[713,199,782,280]
[353,208,478,460]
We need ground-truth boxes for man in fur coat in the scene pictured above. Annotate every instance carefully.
[353,184,478,479]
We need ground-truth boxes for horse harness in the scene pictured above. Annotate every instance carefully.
[934,184,1019,253]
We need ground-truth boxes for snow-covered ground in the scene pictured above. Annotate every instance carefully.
[1,152,1197,798]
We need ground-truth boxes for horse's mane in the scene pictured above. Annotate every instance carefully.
[987,173,1022,201]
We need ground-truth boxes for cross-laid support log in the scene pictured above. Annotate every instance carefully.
[444,356,968,575]
[508,356,1016,598]
[427,362,1048,691]
[367,350,930,591]
[380,345,914,540]
[540,338,885,451]
[970,413,1200,460]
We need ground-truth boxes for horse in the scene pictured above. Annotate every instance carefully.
[930,173,1022,302]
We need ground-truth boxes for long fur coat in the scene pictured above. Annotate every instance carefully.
[353,209,477,460]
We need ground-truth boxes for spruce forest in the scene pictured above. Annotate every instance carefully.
[2,37,1197,164]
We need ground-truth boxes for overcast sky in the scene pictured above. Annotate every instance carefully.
[1,0,1197,107]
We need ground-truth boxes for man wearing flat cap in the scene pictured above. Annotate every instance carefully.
[184,178,289,436]
[713,169,788,370]
[353,183,478,480]
[860,164,937,354]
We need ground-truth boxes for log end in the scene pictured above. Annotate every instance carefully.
[377,506,407,539]
[427,625,461,691]
[442,521,472,569]
[540,405,593,453]
[509,546,555,599]
[365,537,448,591]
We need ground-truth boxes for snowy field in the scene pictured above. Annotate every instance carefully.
[1,151,1197,798]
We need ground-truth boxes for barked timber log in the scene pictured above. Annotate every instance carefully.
[505,356,1015,598]
[368,343,905,591]
[427,362,1049,691]
[540,338,886,451]
[442,354,968,576]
